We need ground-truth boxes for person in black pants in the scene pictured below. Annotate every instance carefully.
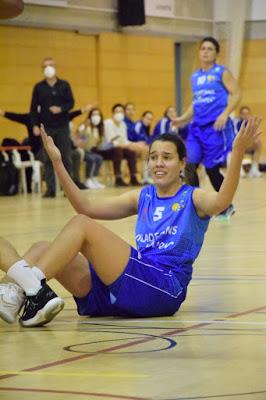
[0,109,42,157]
[30,57,75,198]
[0,107,89,192]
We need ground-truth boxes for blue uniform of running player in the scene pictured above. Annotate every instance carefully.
[187,63,235,168]
[75,184,209,317]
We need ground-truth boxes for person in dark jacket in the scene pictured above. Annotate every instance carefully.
[30,57,75,197]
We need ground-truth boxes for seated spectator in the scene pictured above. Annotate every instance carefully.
[74,110,105,189]
[236,106,262,177]
[152,106,176,140]
[151,106,188,142]
[104,104,140,186]
[0,105,91,192]
[124,102,136,141]
[129,111,153,183]
[69,105,92,190]
[0,108,42,159]
[132,111,153,144]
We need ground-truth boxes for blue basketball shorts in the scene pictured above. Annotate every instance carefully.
[186,119,235,168]
[74,247,187,318]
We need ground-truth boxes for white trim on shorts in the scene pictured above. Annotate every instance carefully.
[127,256,183,299]
[124,273,183,299]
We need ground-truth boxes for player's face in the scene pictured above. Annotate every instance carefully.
[148,141,185,188]
[166,107,176,120]
[199,41,217,64]
[142,112,153,127]
[125,104,135,119]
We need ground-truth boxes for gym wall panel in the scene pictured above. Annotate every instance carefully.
[0,26,97,143]
[98,32,175,122]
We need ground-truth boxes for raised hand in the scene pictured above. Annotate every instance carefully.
[233,117,262,153]
[171,117,186,129]
[40,124,62,163]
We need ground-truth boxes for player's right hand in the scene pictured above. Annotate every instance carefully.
[40,124,62,163]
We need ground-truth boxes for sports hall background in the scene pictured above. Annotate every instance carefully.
[0,0,265,153]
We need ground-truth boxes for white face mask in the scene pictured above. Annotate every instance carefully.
[113,112,124,123]
[44,65,56,79]
[91,115,101,126]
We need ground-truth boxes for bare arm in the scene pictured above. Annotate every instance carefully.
[214,70,241,130]
[193,117,262,217]
[40,125,140,219]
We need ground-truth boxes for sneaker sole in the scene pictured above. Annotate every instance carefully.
[19,297,64,327]
[0,309,16,324]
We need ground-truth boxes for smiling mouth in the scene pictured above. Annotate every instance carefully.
[154,171,166,176]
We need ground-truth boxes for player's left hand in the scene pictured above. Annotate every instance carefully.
[213,112,228,131]
[40,124,62,163]
[49,106,62,114]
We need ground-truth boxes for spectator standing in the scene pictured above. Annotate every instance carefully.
[30,57,74,198]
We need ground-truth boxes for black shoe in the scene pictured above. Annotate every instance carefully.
[19,280,64,327]
[115,178,128,187]
[42,190,56,198]
[130,176,141,186]
[73,179,87,190]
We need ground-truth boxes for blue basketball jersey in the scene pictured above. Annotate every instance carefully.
[124,116,136,141]
[153,117,171,137]
[135,184,210,284]
[191,63,229,126]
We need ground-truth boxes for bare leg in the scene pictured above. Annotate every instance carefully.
[0,237,21,272]
[253,138,262,164]
[35,215,131,286]
[23,241,91,298]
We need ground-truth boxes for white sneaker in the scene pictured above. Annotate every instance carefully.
[92,177,105,189]
[0,283,25,323]
[85,178,97,189]
[249,165,262,178]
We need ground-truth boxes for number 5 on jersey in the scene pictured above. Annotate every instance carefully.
[153,207,165,222]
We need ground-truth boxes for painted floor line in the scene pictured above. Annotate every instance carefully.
[0,304,264,381]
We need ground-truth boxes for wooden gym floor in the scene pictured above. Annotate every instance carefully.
[0,177,265,400]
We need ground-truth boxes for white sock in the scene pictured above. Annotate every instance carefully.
[32,267,46,281]
[7,260,42,296]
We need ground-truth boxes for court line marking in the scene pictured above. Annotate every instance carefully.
[0,371,148,378]
[0,387,150,400]
[76,320,266,325]
[0,304,265,381]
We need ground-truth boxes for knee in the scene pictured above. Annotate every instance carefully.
[70,214,93,229]
[29,241,50,254]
